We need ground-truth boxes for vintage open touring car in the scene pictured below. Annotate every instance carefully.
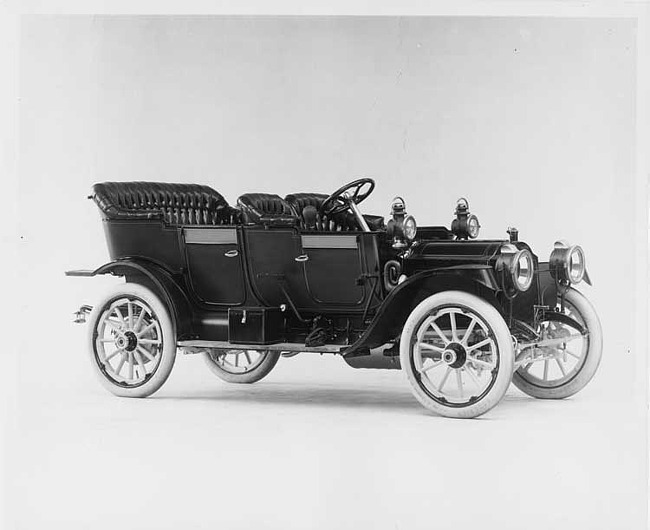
[67,179,602,418]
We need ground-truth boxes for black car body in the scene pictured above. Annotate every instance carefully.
[68,179,602,418]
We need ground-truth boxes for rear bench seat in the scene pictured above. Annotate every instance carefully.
[91,182,240,225]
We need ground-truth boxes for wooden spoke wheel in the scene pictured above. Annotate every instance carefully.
[203,349,281,384]
[513,288,602,399]
[400,291,514,418]
[88,283,176,398]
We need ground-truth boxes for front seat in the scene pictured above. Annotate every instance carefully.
[285,193,355,231]
[285,192,385,232]
[237,193,298,227]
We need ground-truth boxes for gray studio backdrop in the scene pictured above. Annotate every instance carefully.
[19,15,638,397]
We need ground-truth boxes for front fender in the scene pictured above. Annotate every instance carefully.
[343,265,502,357]
[68,259,195,340]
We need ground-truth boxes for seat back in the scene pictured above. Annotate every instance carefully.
[285,192,358,231]
[285,192,328,217]
[91,181,240,225]
[237,193,298,227]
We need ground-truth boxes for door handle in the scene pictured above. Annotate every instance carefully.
[294,254,309,262]
[224,249,239,258]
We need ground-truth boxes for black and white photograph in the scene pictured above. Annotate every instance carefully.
[1,2,648,529]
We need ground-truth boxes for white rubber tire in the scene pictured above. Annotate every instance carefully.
[202,350,280,384]
[87,283,176,398]
[400,291,514,419]
[512,288,602,399]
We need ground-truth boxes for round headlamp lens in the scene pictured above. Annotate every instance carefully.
[512,249,534,291]
[467,214,480,239]
[404,215,417,240]
[549,241,586,284]
[568,245,585,283]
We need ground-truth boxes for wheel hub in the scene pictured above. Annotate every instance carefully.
[442,342,467,369]
[124,331,138,351]
[114,331,138,352]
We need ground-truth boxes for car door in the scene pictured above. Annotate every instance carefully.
[242,226,313,308]
[300,233,366,307]
[183,227,246,305]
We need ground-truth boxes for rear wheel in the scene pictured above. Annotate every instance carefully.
[512,288,602,399]
[87,283,176,398]
[203,349,280,384]
[400,291,514,419]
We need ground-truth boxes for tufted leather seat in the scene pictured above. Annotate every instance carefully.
[284,193,328,218]
[285,192,385,232]
[91,182,240,225]
[237,193,298,227]
[284,193,352,231]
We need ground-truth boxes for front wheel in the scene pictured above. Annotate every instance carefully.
[512,288,602,399]
[400,291,514,419]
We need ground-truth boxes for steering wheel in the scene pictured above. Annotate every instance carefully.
[319,178,376,217]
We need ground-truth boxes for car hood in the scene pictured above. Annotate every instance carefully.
[406,239,509,267]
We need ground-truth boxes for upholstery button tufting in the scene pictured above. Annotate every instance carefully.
[91,182,240,226]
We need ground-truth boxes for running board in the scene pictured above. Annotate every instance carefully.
[177,340,344,354]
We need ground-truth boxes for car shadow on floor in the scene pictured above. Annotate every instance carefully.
[156,382,538,417]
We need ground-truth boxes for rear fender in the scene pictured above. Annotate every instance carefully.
[89,259,194,339]
[343,266,501,357]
